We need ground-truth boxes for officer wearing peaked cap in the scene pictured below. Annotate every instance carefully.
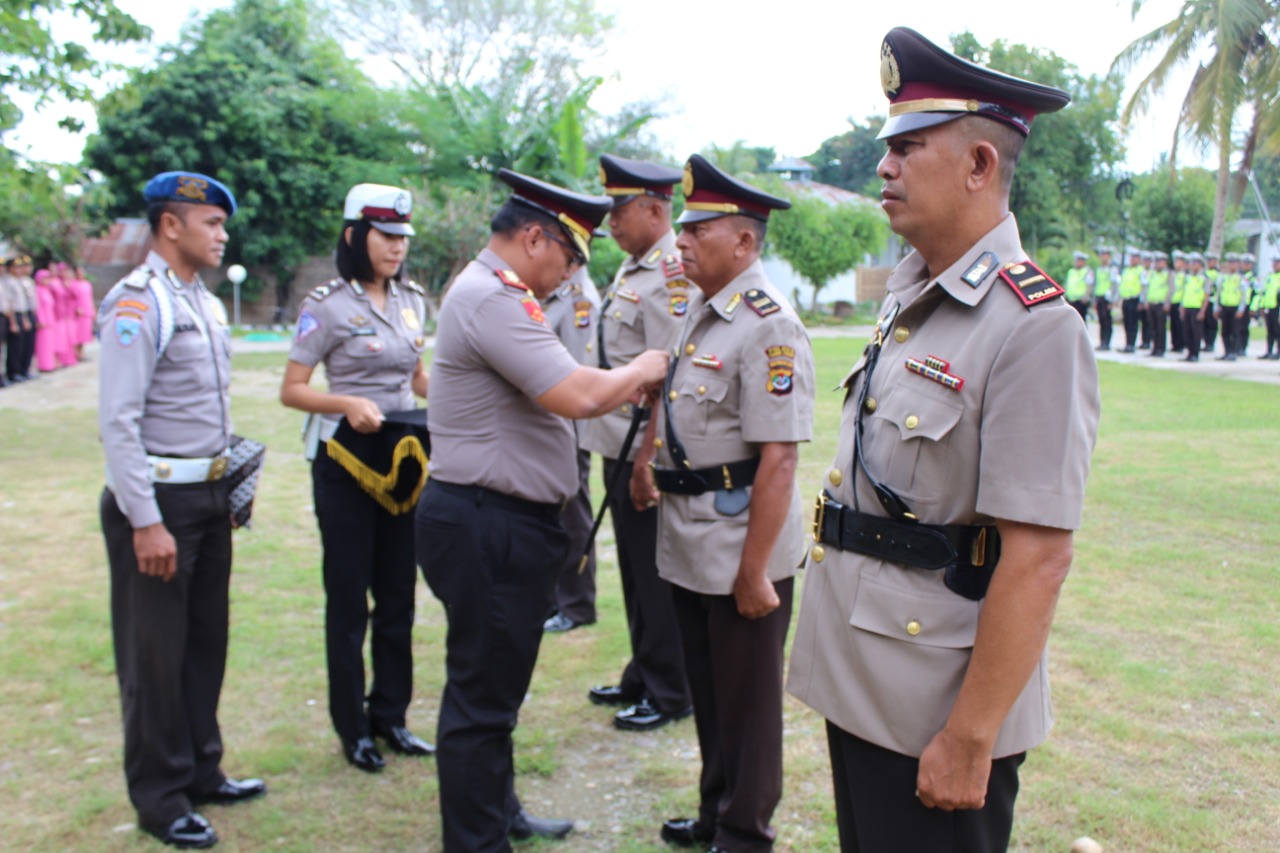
[578,153,694,732]
[414,168,670,851]
[97,171,265,850]
[787,28,1099,851]
[630,153,814,852]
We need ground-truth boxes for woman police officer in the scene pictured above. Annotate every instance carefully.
[280,184,433,772]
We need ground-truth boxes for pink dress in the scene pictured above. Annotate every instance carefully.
[49,277,77,366]
[35,282,57,373]
[72,277,95,344]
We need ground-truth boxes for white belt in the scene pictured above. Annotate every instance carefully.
[147,452,230,484]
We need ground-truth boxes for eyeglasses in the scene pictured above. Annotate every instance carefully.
[543,229,586,271]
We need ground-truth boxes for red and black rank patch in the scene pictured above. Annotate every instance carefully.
[745,288,781,317]
[765,344,796,395]
[574,300,592,328]
[497,269,529,292]
[663,254,685,278]
[520,296,547,325]
[999,260,1063,308]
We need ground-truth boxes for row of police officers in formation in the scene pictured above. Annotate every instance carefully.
[94,27,1101,853]
[1065,245,1280,361]
[0,257,97,384]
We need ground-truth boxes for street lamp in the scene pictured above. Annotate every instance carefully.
[226,264,247,328]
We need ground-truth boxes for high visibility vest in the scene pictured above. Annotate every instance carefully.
[1219,273,1242,307]
[1182,274,1207,310]
[1065,267,1090,301]
[1120,265,1143,298]
[1147,270,1170,303]
[1264,272,1280,309]
[1170,272,1185,306]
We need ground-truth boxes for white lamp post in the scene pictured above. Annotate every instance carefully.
[226,264,247,328]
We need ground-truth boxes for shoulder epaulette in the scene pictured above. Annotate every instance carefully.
[662,254,684,279]
[998,261,1064,308]
[403,279,425,295]
[645,247,663,265]
[496,269,529,292]
[308,279,346,301]
[744,288,780,317]
[121,265,152,291]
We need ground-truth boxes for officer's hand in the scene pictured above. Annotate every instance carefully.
[344,397,385,433]
[133,523,178,583]
[21,317,32,332]
[630,349,670,386]
[915,727,992,811]
[733,572,780,619]
[629,463,660,513]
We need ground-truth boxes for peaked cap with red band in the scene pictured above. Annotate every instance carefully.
[598,153,682,208]
[877,27,1070,140]
[676,153,791,225]
[344,183,415,236]
[497,168,612,262]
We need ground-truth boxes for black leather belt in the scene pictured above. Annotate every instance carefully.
[652,456,760,496]
[430,480,565,522]
[813,491,1001,600]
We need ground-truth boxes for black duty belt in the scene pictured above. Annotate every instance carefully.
[430,479,565,523]
[812,491,1000,601]
[652,456,760,496]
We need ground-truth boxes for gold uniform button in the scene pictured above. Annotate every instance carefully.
[697,385,707,395]
[155,463,172,480]
[613,310,622,320]
[828,469,843,487]
[810,545,825,563]
[864,397,878,413]
[585,342,593,352]
[906,620,922,636]
[685,343,697,355]
[668,390,678,401]
[620,404,630,414]
[893,326,910,343]
[653,438,664,449]
[905,414,919,430]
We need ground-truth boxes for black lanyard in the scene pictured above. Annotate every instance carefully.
[851,303,918,522]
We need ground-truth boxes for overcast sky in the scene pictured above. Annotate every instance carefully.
[7,0,1207,174]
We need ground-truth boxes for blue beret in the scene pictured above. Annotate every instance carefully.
[143,171,237,217]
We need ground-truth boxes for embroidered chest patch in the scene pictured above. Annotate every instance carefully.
[669,293,689,316]
[296,310,321,341]
[766,345,796,395]
[574,300,592,328]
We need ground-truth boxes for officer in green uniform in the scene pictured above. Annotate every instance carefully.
[1064,251,1091,323]
[1093,246,1118,351]
[1216,252,1242,360]
[1169,250,1186,353]
[1181,252,1209,361]
[1146,251,1170,357]
[1203,251,1221,351]
[1261,255,1280,359]
[1239,252,1258,356]
[1119,247,1144,352]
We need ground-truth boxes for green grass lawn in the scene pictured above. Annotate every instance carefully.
[0,339,1276,851]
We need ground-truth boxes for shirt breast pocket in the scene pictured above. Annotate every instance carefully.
[869,384,963,506]
[609,297,641,328]
[342,335,384,359]
[165,331,208,363]
[675,375,730,436]
[849,576,979,650]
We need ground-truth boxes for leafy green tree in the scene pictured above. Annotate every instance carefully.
[1129,167,1217,253]
[769,191,889,311]
[1112,0,1279,253]
[701,141,776,179]
[84,0,414,307]
[0,161,103,262]
[805,117,885,197]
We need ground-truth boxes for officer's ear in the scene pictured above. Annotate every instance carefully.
[966,140,1000,193]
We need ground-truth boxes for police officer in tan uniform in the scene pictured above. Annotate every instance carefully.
[0,259,13,387]
[579,154,694,731]
[541,265,602,632]
[281,183,433,773]
[98,172,265,850]
[631,154,814,853]
[13,256,38,380]
[415,168,669,852]
[787,29,1100,851]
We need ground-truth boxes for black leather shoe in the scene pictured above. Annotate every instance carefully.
[614,698,693,732]
[661,817,714,847]
[509,808,574,840]
[588,684,641,706]
[189,777,266,805]
[372,721,435,756]
[144,812,218,849]
[343,736,385,772]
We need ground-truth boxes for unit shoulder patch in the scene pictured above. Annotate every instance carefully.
[744,288,781,317]
[496,269,529,292]
[998,261,1063,308]
[765,345,796,395]
[520,296,547,325]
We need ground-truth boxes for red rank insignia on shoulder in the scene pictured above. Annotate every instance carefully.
[998,260,1063,308]
[663,254,684,278]
[496,269,529,292]
[520,296,547,325]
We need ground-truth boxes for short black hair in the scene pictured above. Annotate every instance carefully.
[491,198,564,242]
[147,201,189,235]
[335,219,404,284]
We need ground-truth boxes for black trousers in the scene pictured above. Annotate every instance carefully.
[1121,297,1140,349]
[1094,297,1112,348]
[1234,307,1251,354]
[603,458,690,713]
[826,723,1025,853]
[312,450,417,743]
[672,579,793,853]
[1148,303,1167,354]
[1265,306,1279,354]
[101,482,231,831]
[1137,299,1151,345]
[1219,305,1238,356]
[22,310,36,375]
[550,448,597,624]
[0,313,9,382]
[1204,307,1218,349]
[1183,307,1203,359]
[1069,300,1088,324]
[416,479,568,853]
[1169,304,1184,351]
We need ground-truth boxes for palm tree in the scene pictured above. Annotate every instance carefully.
[1112,0,1279,252]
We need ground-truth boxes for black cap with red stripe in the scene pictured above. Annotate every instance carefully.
[877,27,1070,140]
[343,183,415,235]
[676,154,791,225]
[598,154,682,208]
[497,168,612,262]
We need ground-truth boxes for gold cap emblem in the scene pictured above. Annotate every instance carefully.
[682,163,695,197]
[881,42,901,97]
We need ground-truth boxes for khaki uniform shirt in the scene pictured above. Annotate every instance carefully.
[98,251,233,529]
[288,277,428,423]
[788,215,1100,759]
[579,231,689,460]
[20,276,35,312]
[0,273,14,314]
[653,259,815,595]
[427,248,581,504]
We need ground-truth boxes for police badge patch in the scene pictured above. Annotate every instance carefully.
[766,345,795,395]
[574,300,592,328]
[296,310,321,341]
[669,293,689,316]
[115,314,142,347]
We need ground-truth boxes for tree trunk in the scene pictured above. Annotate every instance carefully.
[1228,102,1262,214]
[1209,113,1233,255]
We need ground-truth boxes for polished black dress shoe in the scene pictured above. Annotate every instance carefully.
[614,698,693,731]
[372,721,435,756]
[508,808,574,840]
[343,736,386,772]
[588,684,641,706]
[661,817,714,847]
[143,812,218,849]
[190,777,267,805]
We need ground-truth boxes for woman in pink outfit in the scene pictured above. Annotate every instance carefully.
[49,264,77,367]
[34,270,58,373]
[70,265,96,358]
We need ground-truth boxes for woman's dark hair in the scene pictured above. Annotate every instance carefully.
[336,219,404,284]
